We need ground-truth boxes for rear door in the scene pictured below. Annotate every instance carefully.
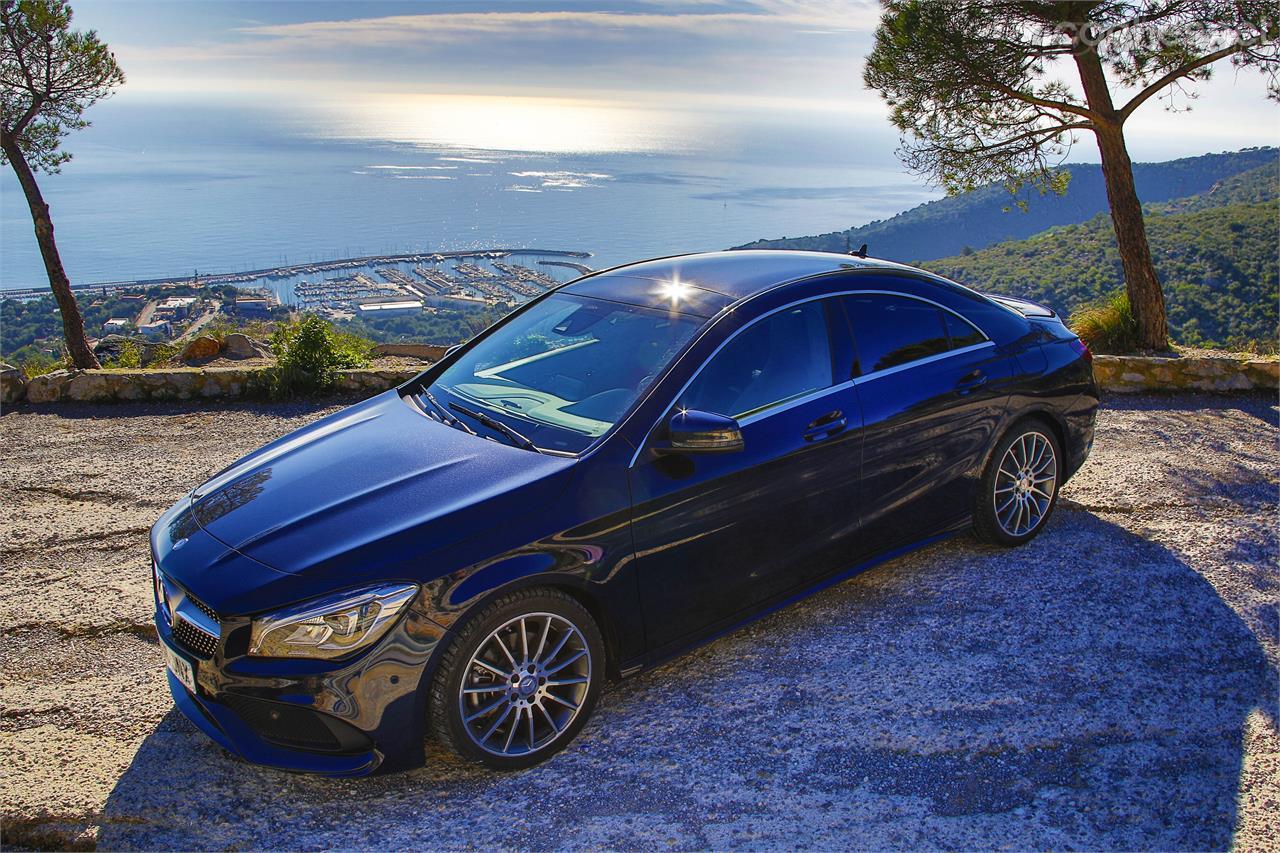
[839,291,1014,553]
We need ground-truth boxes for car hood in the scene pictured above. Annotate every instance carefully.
[186,390,574,578]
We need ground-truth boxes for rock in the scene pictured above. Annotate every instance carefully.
[221,333,269,360]
[180,336,221,363]
[1,362,28,405]
[25,369,73,403]
[94,335,139,362]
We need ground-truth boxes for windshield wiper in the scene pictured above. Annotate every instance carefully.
[418,390,476,435]
[449,402,543,454]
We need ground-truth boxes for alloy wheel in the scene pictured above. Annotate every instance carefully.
[457,612,592,757]
[993,430,1057,537]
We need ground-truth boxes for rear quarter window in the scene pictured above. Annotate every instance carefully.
[943,311,986,348]
[843,294,950,373]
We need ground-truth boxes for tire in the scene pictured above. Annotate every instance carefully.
[973,418,1063,546]
[428,587,605,770]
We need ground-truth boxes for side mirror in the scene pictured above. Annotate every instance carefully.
[659,409,744,454]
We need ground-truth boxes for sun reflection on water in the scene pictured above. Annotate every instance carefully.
[305,93,699,154]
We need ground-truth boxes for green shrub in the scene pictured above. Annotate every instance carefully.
[111,339,142,369]
[16,351,64,377]
[268,315,371,398]
[203,316,275,344]
[1069,291,1140,354]
[145,342,180,366]
[199,317,235,343]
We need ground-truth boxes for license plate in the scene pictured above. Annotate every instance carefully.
[162,639,197,694]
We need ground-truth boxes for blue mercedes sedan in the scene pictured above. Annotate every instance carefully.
[151,250,1097,773]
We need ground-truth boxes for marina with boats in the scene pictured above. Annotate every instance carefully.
[292,253,570,317]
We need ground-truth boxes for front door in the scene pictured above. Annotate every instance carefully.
[628,298,862,655]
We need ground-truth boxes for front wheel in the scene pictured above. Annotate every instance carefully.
[428,588,604,770]
[974,420,1062,546]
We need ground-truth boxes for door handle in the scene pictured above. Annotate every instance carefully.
[955,371,988,395]
[807,410,844,429]
[804,410,847,442]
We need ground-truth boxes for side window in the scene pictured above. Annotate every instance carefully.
[843,294,950,373]
[682,301,834,419]
[943,311,986,348]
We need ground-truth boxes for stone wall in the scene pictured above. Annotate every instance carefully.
[371,342,452,361]
[2,354,1276,406]
[1092,354,1279,394]
[8,366,422,405]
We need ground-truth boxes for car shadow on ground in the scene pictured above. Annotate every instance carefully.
[99,511,1275,850]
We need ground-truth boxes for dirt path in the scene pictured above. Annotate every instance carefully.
[1,394,1275,850]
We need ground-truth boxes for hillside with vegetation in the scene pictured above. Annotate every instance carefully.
[1149,161,1279,213]
[1,284,238,368]
[1,284,496,373]
[333,305,504,347]
[735,147,1276,263]
[925,162,1278,349]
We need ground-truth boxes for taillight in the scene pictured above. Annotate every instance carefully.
[1069,337,1092,363]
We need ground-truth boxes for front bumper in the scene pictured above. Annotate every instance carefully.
[156,598,444,776]
[165,668,382,775]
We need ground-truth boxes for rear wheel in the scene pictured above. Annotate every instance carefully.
[429,588,604,769]
[974,420,1062,546]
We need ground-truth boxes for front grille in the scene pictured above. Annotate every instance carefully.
[172,616,219,658]
[220,693,371,754]
[186,593,221,624]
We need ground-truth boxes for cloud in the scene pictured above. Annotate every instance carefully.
[237,4,879,49]
[96,2,882,106]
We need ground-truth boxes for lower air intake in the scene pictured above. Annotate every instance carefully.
[220,693,372,754]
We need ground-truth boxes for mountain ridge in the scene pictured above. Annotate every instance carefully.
[734,147,1278,264]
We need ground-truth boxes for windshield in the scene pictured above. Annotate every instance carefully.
[426,293,703,453]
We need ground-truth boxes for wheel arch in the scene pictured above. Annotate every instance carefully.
[1001,407,1068,461]
[427,572,623,680]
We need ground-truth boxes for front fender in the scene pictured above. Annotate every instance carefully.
[412,441,644,671]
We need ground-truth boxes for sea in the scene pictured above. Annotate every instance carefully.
[0,94,940,303]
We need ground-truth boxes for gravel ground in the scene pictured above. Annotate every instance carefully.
[1,393,1276,851]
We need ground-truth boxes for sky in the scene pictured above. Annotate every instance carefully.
[67,0,1278,160]
[75,1,879,109]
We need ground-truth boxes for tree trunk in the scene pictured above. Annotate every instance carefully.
[1072,40,1170,351]
[1,132,101,369]
[1091,123,1170,350]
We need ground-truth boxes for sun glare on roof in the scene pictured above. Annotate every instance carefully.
[656,279,694,305]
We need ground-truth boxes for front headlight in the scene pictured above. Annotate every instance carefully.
[248,583,418,660]
[152,562,169,624]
